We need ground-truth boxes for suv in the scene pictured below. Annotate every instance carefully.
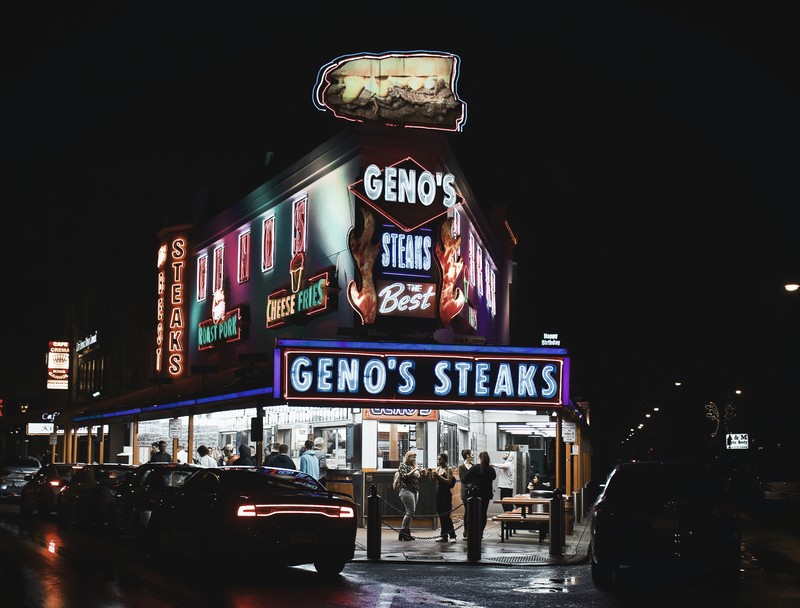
[590,461,741,587]
[0,455,43,500]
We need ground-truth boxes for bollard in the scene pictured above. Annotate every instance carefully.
[572,490,581,523]
[549,487,564,556]
[466,486,482,561]
[367,484,381,560]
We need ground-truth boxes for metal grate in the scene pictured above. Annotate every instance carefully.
[484,554,549,564]
[405,553,446,561]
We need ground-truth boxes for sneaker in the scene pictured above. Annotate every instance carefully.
[449,537,457,543]
[434,537,448,542]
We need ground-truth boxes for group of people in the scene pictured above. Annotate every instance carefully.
[261,437,329,487]
[148,440,254,467]
[397,448,549,542]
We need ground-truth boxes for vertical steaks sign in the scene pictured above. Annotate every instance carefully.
[274,339,569,409]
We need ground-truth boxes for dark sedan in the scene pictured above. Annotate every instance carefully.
[150,466,357,575]
[20,463,80,516]
[590,460,741,587]
[57,463,138,530]
[111,462,201,542]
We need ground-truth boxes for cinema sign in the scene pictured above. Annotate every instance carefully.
[274,339,569,409]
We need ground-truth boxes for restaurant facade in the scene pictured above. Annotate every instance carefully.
[49,52,591,520]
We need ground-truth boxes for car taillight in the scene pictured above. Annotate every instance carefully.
[49,481,61,488]
[237,503,355,518]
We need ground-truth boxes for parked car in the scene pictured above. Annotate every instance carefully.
[111,462,201,542]
[0,455,42,501]
[150,466,357,575]
[590,460,741,587]
[20,463,80,516]
[57,463,138,530]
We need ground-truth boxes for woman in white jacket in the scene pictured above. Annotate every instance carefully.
[492,451,516,511]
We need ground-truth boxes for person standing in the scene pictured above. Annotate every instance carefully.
[397,450,428,541]
[149,440,172,463]
[299,439,320,479]
[266,443,280,462]
[458,449,474,539]
[492,450,516,511]
[463,450,496,539]
[312,437,328,487]
[266,443,295,469]
[224,444,240,465]
[237,443,253,466]
[197,445,218,467]
[432,452,457,543]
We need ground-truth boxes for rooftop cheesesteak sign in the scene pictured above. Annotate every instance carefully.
[275,339,569,409]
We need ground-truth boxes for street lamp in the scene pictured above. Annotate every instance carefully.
[785,282,799,293]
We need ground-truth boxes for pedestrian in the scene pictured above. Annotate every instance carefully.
[299,439,320,479]
[458,449,474,538]
[432,452,457,543]
[220,445,233,465]
[237,443,253,466]
[397,449,429,541]
[223,444,239,465]
[266,443,295,469]
[462,450,496,539]
[149,440,172,463]
[267,442,280,461]
[492,450,516,511]
[312,437,328,487]
[197,445,218,467]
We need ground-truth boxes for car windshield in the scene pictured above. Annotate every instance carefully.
[2,457,41,469]
[222,468,323,493]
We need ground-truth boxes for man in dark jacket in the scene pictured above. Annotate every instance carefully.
[149,440,172,463]
[266,443,295,469]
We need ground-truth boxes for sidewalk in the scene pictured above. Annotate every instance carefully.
[352,512,592,566]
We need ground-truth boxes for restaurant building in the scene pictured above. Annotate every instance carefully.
[50,52,590,519]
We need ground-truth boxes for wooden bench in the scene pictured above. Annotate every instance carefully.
[491,510,550,542]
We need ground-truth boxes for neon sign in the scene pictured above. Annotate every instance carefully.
[156,234,187,377]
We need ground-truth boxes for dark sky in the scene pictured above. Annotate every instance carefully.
[2,3,798,459]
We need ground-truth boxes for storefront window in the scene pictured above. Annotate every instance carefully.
[438,421,458,468]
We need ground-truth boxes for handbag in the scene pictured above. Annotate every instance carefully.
[393,469,401,491]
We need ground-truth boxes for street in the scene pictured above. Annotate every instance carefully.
[0,501,798,607]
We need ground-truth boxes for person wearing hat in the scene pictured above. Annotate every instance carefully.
[491,450,516,511]
[222,444,240,465]
[312,437,328,487]
[149,440,172,463]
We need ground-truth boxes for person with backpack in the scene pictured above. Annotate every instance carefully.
[299,439,320,480]
[431,452,457,543]
[312,437,328,487]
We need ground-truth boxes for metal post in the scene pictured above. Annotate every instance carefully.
[467,487,482,561]
[549,487,564,555]
[367,484,381,560]
[572,490,581,523]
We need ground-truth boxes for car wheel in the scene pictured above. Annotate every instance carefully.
[591,558,614,588]
[314,560,347,576]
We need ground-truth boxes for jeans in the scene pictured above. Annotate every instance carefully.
[500,486,514,511]
[436,491,456,538]
[399,488,417,529]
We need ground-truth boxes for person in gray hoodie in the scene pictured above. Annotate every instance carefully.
[491,450,516,511]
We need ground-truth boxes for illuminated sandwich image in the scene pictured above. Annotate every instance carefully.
[313,51,467,132]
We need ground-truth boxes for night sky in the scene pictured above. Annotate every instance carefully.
[2,3,798,467]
